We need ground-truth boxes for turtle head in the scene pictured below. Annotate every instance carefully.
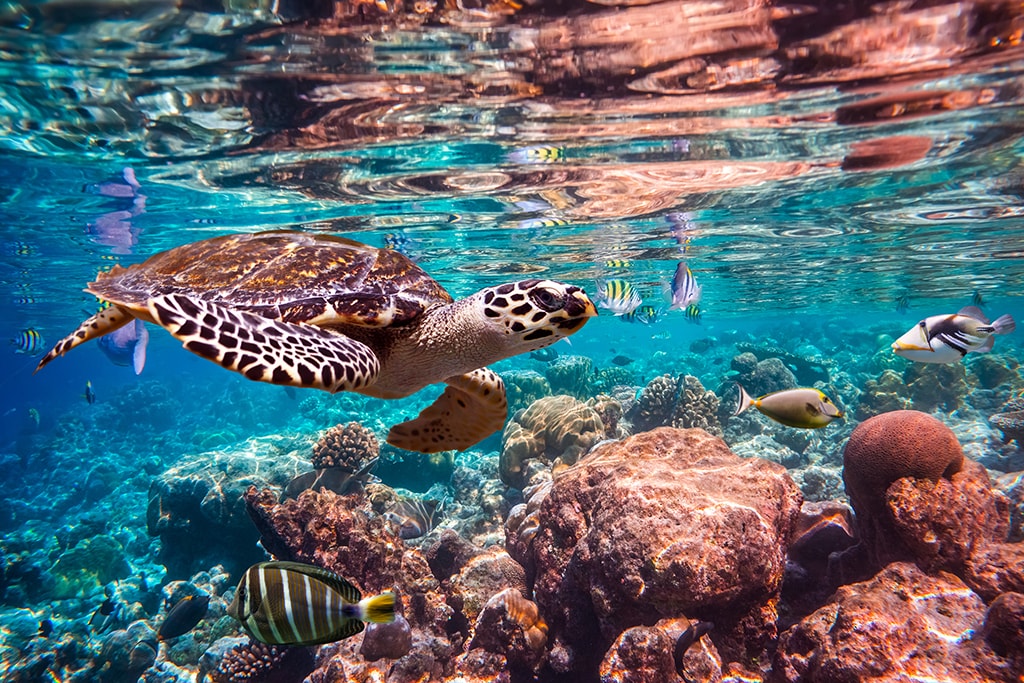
[475,279,597,352]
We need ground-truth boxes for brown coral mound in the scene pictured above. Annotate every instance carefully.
[311,422,379,470]
[842,410,963,517]
[202,638,315,683]
[773,563,1016,683]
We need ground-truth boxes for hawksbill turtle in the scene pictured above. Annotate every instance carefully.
[36,231,597,453]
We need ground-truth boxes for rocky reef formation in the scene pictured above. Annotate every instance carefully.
[146,436,310,579]
[774,562,1019,682]
[990,396,1024,446]
[507,427,802,677]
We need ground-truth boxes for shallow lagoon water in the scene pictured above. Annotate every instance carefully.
[1,2,1024,681]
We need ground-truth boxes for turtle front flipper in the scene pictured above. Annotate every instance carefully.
[387,368,507,454]
[148,293,381,393]
[35,306,134,372]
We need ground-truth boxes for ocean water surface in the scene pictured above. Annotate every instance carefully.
[1,1,1024,681]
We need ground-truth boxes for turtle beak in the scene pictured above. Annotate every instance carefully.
[567,289,598,319]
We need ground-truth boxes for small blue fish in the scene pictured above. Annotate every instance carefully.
[12,328,44,354]
[621,305,660,325]
[668,262,702,311]
[507,145,565,164]
[595,279,643,316]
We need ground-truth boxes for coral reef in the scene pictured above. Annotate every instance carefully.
[499,395,605,489]
[51,535,132,599]
[147,436,309,579]
[543,355,594,399]
[508,427,802,677]
[905,362,970,412]
[461,588,548,676]
[627,374,721,435]
[729,352,798,397]
[854,369,911,420]
[503,369,553,414]
[735,342,830,386]
[198,636,316,683]
[773,563,1018,682]
[990,396,1024,445]
[311,422,379,469]
[968,353,1022,390]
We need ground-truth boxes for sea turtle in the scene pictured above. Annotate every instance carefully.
[36,231,597,453]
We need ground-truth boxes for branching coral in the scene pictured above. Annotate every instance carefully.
[311,422,380,470]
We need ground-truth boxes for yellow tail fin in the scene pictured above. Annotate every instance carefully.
[360,592,396,623]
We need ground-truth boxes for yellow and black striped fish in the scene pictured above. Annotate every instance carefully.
[227,561,395,646]
[595,278,642,316]
[684,304,702,323]
[12,328,45,354]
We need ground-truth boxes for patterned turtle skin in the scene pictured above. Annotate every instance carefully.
[36,231,598,454]
[88,231,453,327]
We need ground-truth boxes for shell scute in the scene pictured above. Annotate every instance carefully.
[87,231,452,327]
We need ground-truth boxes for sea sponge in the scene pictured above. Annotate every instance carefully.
[499,396,605,488]
[842,410,964,517]
[311,422,380,470]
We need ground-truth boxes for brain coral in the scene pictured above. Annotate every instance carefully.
[312,422,380,470]
[500,396,605,489]
[843,410,964,517]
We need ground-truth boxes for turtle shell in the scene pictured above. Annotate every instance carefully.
[88,231,453,327]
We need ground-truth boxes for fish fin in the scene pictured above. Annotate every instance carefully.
[974,335,996,353]
[132,321,148,374]
[387,367,507,453]
[258,561,362,604]
[957,305,989,323]
[35,306,134,372]
[990,314,1015,335]
[359,592,396,624]
[732,383,754,416]
[147,294,381,393]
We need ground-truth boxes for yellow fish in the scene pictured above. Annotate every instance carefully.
[733,384,842,429]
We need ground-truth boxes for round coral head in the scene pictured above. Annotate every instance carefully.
[842,409,964,514]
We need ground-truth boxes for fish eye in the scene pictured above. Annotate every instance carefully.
[530,287,564,311]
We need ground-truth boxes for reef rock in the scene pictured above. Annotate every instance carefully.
[837,411,1021,592]
[543,355,594,399]
[499,395,605,489]
[773,562,1017,683]
[147,436,309,579]
[463,588,548,675]
[242,487,456,677]
[511,427,802,677]
[990,397,1024,446]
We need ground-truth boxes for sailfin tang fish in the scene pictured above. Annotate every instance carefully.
[228,561,395,646]
[733,383,843,429]
[891,305,1015,364]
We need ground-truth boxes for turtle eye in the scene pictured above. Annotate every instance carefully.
[530,287,564,312]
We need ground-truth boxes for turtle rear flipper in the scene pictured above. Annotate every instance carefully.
[387,367,507,453]
[148,293,380,393]
[35,306,134,372]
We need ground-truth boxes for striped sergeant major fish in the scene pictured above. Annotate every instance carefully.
[594,278,642,316]
[12,328,45,354]
[227,561,395,646]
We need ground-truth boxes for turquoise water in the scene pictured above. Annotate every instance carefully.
[2,2,1024,681]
